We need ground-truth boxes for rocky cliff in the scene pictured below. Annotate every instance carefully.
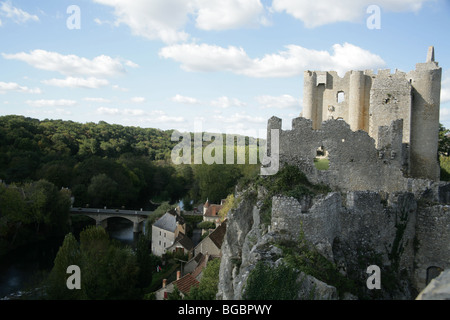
[216,166,450,300]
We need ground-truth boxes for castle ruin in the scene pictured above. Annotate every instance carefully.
[301,46,441,181]
[267,47,443,193]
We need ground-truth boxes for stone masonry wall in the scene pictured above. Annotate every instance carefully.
[268,116,409,193]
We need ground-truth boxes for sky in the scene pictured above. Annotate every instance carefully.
[0,0,449,137]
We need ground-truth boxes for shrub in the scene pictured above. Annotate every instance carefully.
[243,261,300,300]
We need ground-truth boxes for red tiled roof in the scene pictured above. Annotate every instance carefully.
[204,204,222,217]
[175,274,199,294]
[208,220,227,249]
[191,254,208,279]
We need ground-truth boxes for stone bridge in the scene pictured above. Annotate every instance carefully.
[70,207,154,233]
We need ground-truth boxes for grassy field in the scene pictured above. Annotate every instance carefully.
[314,158,330,170]
[440,156,450,181]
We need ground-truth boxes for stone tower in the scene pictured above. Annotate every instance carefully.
[301,47,442,181]
[408,46,442,181]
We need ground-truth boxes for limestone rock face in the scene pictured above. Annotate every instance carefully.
[296,272,338,300]
[217,182,450,300]
[416,270,450,300]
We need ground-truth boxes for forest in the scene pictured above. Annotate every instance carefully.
[0,115,260,255]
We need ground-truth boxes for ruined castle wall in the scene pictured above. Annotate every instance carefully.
[303,71,371,131]
[408,62,442,181]
[270,192,419,295]
[270,116,408,193]
[414,205,450,290]
[301,53,442,182]
[369,70,412,146]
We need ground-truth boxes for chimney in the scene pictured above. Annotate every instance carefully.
[426,46,435,63]
[162,279,167,288]
[177,270,181,280]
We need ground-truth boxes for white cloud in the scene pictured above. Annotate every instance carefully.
[441,70,450,104]
[147,114,185,123]
[194,0,265,31]
[42,77,110,89]
[96,107,185,123]
[213,112,265,124]
[160,42,386,77]
[0,1,39,24]
[93,0,267,43]
[172,94,201,105]
[271,0,433,28]
[159,43,251,72]
[28,108,72,116]
[112,84,129,92]
[2,50,134,78]
[26,99,77,108]
[256,94,300,109]
[0,81,41,94]
[97,107,120,115]
[125,60,139,68]
[123,108,147,116]
[211,96,246,108]
[84,97,112,103]
[93,0,192,43]
[130,96,146,103]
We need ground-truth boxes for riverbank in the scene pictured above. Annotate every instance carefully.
[0,217,133,299]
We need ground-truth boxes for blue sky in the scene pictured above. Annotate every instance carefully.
[0,0,449,136]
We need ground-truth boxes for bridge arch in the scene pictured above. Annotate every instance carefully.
[70,208,152,233]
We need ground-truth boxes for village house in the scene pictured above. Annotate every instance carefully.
[202,199,225,224]
[166,232,194,256]
[154,253,217,300]
[193,220,227,258]
[151,210,187,256]
[154,270,199,300]
[154,220,227,300]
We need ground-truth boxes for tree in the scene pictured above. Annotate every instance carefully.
[87,173,119,208]
[193,164,241,204]
[25,180,71,233]
[242,261,300,300]
[439,123,450,156]
[218,194,236,222]
[135,234,157,289]
[186,258,221,300]
[167,285,183,300]
[197,221,216,230]
[47,226,142,300]
[46,233,82,299]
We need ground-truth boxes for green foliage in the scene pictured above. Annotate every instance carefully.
[197,221,216,229]
[0,180,71,254]
[276,235,356,299]
[0,115,258,212]
[46,233,82,299]
[167,285,183,300]
[45,226,141,300]
[135,235,158,289]
[218,194,238,222]
[440,155,450,181]
[256,165,331,226]
[191,163,242,204]
[439,123,450,156]
[314,158,330,170]
[186,258,221,300]
[243,261,300,300]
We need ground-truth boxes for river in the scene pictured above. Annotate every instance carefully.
[0,217,141,299]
